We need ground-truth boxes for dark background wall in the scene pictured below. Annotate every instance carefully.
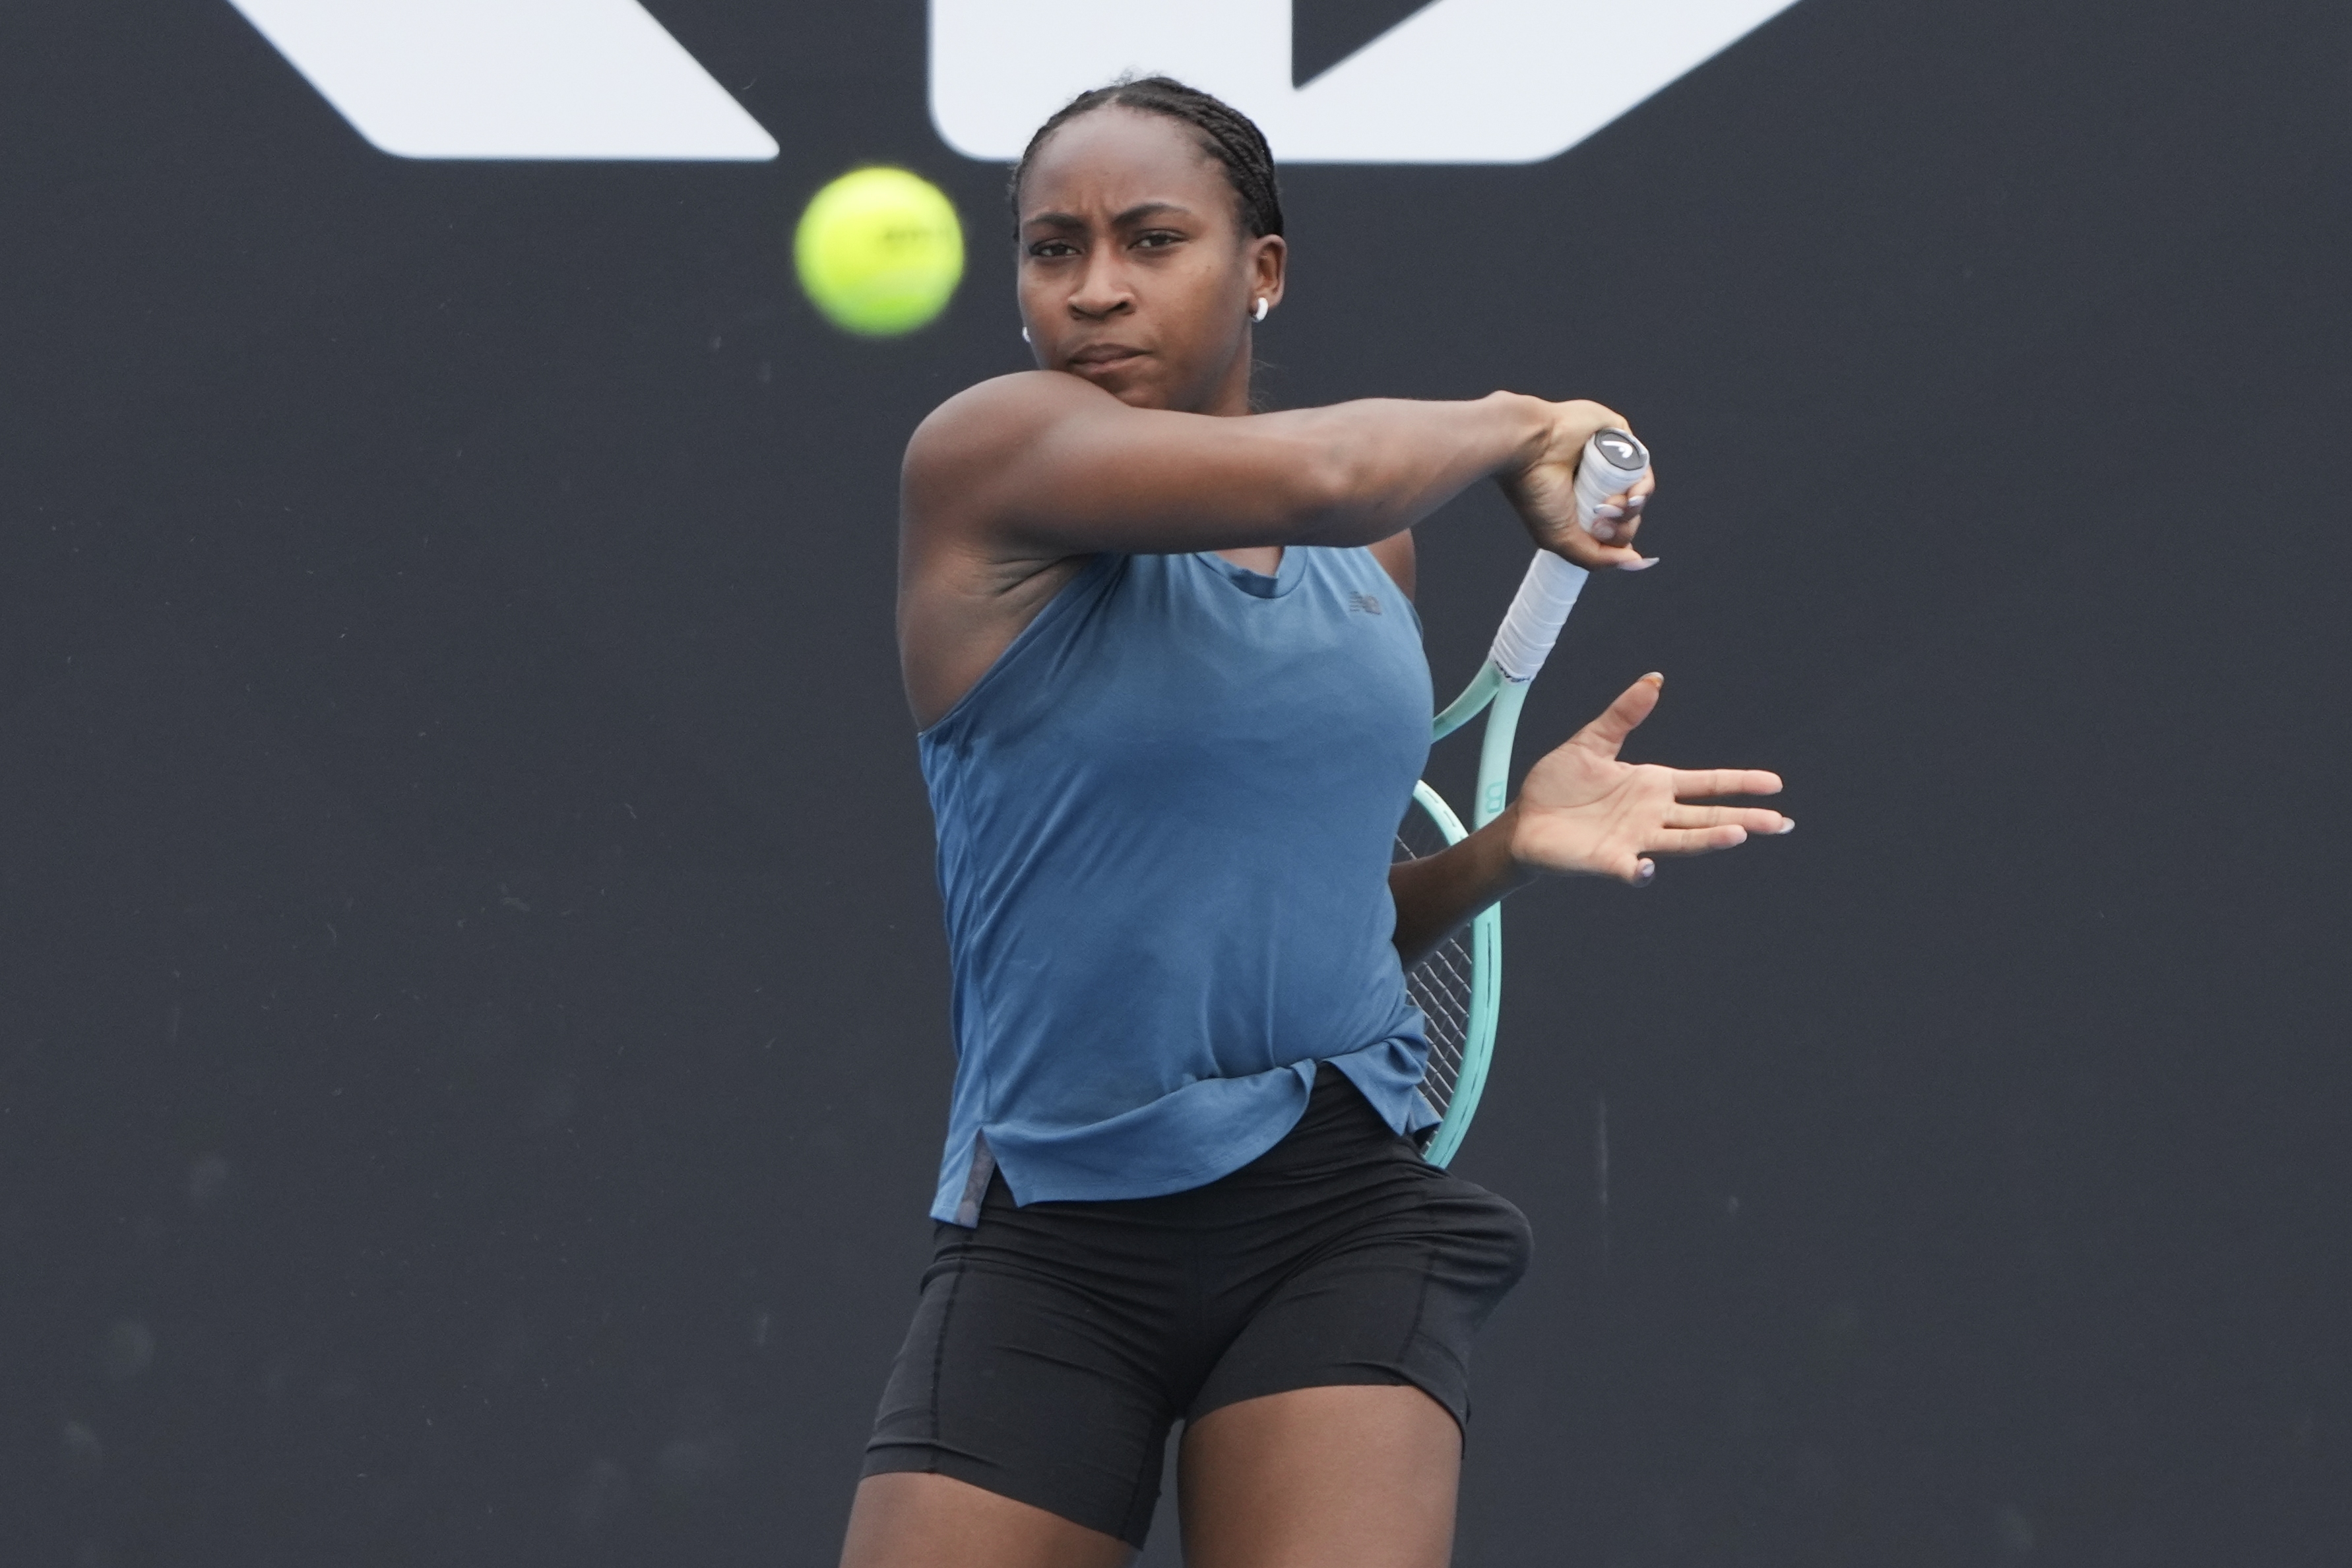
[3,2,2347,1563]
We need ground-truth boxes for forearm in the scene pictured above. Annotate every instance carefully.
[1267,391,1550,547]
[924,376,1550,559]
[1389,806,1537,968]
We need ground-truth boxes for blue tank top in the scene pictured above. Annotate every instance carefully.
[918,546,1440,1224]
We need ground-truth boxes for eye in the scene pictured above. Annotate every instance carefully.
[1027,239,1079,259]
[1132,230,1186,250]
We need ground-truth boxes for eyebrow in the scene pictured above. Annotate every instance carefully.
[1023,200,1197,231]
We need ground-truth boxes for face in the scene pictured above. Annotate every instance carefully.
[1015,108,1286,416]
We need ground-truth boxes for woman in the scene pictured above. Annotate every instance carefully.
[846,78,1790,1568]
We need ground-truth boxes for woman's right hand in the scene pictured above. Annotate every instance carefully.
[1493,397,1657,571]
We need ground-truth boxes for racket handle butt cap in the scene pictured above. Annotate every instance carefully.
[1573,428,1650,536]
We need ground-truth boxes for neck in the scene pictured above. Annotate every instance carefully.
[1199,330,1255,416]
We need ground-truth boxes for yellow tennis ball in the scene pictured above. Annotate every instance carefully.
[794,168,965,337]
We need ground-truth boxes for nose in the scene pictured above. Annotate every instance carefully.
[1067,247,1134,321]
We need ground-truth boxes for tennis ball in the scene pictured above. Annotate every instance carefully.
[794,168,965,337]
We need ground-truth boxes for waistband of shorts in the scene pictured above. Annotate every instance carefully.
[957,1065,1420,1236]
[1218,1066,1411,1183]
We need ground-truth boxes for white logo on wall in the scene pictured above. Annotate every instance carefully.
[930,0,1806,164]
[226,0,1802,165]
[226,0,777,160]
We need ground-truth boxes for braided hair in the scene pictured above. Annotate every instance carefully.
[1009,77,1285,239]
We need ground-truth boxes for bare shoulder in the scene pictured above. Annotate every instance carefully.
[897,373,1108,728]
[901,370,1114,522]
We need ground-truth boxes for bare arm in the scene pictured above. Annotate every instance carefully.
[1389,675,1791,966]
[897,370,1652,727]
[903,371,1643,565]
[1390,816,1527,969]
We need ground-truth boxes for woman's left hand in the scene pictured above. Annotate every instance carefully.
[1508,674,1790,886]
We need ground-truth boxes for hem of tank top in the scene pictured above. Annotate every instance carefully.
[914,551,1118,740]
[949,1133,998,1228]
[967,1059,1323,1210]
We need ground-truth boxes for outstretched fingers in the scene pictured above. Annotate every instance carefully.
[1527,676,1795,887]
[1646,824,1757,856]
[1636,799,1795,873]
[1670,767,1784,801]
[1662,802,1793,836]
[1573,674,1666,759]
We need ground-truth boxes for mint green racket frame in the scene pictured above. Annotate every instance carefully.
[1404,430,1635,1164]
[1411,663,1530,1168]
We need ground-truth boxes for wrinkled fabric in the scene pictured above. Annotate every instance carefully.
[918,548,1437,1222]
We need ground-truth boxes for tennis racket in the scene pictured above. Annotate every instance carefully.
[1403,427,1651,1166]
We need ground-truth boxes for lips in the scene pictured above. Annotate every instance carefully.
[1066,343,1145,368]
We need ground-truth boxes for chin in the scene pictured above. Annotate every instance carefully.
[1111,383,1174,410]
[1075,363,1166,408]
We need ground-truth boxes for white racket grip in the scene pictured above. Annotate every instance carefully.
[1572,427,1651,535]
[1488,550,1590,682]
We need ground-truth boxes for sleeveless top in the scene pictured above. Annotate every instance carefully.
[918,546,1440,1224]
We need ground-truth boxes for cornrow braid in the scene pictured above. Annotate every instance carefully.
[1009,76,1285,239]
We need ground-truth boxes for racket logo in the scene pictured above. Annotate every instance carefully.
[1596,431,1646,469]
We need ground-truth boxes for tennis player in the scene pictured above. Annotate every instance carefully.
[844,78,1791,1568]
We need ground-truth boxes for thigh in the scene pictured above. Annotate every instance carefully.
[1176,1385,1461,1568]
[841,1472,1135,1568]
[860,1199,1184,1550]
[1190,1171,1531,1429]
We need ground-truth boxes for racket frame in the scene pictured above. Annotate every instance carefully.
[1413,671,1525,1168]
[1408,425,1643,1165]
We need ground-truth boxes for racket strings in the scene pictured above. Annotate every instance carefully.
[1407,929,1474,1113]
[1394,818,1477,1122]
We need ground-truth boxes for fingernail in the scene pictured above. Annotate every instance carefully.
[1593,503,1624,520]
[1642,672,1664,683]
[1635,861,1656,885]
[1624,495,1646,511]
[1620,556,1659,571]
[1777,819,1796,834]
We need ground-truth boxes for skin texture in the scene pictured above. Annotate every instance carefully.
[839,1388,1461,1568]
[860,104,1793,1567]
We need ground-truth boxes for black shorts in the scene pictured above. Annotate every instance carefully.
[861,1069,1533,1547]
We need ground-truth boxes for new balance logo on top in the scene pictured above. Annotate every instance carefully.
[1349,592,1383,615]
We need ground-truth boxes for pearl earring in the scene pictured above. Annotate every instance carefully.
[1252,298,1269,323]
